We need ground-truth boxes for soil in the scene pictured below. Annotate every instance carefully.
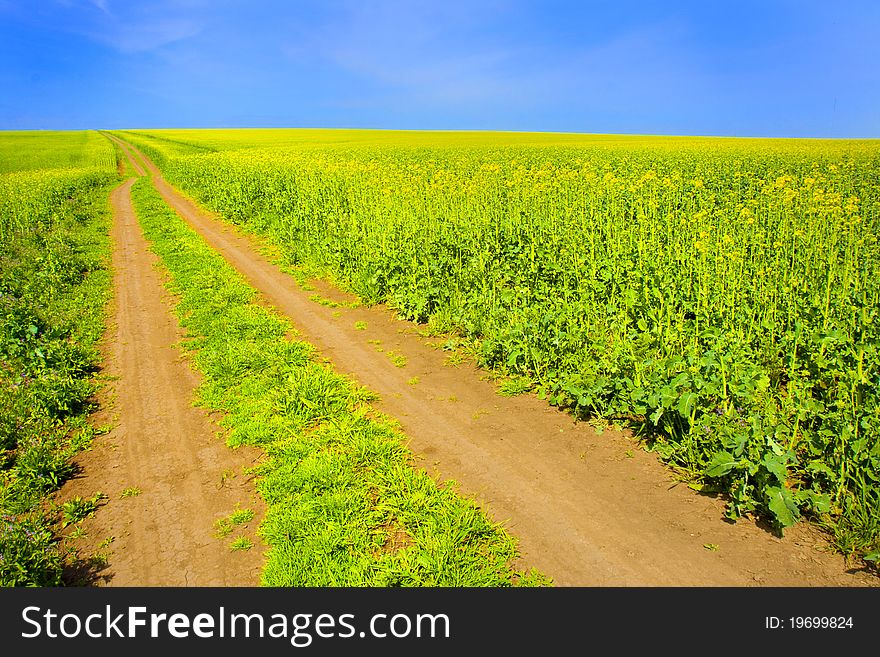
[58,177,265,586]
[108,136,877,586]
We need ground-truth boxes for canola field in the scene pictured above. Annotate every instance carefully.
[118,129,880,560]
[0,131,117,240]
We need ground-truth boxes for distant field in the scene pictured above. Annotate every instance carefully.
[119,128,880,560]
[119,127,880,156]
[0,130,115,173]
[0,130,117,238]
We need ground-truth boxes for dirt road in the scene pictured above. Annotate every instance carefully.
[112,135,876,586]
[60,177,264,586]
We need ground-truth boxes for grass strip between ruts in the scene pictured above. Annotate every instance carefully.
[129,177,547,586]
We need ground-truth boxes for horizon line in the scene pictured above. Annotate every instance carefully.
[1,126,878,141]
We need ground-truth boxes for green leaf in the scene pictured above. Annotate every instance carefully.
[799,490,832,514]
[676,391,697,419]
[864,552,879,562]
[649,407,663,424]
[766,486,799,528]
[705,451,737,477]
[766,436,785,456]
[806,460,835,479]
[752,372,770,394]
[761,454,788,484]
[726,431,748,457]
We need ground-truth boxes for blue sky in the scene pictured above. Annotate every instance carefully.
[0,0,878,136]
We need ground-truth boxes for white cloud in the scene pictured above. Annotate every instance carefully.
[279,2,698,118]
[46,0,204,53]
[93,17,202,53]
[52,0,108,12]
[283,1,523,106]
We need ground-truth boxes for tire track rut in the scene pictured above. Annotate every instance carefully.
[60,177,264,586]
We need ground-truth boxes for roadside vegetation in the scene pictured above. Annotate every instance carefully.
[0,131,117,585]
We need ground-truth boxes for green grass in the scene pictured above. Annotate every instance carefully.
[0,132,117,585]
[387,351,407,368]
[308,293,339,308]
[230,536,254,551]
[60,493,105,527]
[497,376,533,397]
[214,507,256,538]
[228,508,255,524]
[129,177,547,587]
